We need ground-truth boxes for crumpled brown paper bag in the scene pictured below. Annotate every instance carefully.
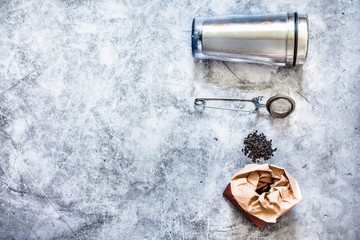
[231,164,302,223]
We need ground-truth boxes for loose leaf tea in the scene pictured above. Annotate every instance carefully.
[242,131,277,162]
[255,183,272,195]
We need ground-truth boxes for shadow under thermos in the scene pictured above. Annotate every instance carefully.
[192,12,308,67]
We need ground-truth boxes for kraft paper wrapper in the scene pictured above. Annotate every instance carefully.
[231,164,302,223]
[223,183,267,229]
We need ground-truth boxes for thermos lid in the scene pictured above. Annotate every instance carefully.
[295,13,309,66]
[286,12,309,66]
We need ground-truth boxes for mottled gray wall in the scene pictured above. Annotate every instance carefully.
[0,0,359,239]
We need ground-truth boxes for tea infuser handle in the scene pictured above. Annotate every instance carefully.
[194,97,265,113]
[252,96,266,109]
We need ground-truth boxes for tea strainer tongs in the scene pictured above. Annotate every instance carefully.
[194,94,295,118]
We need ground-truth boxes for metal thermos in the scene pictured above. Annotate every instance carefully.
[192,12,308,66]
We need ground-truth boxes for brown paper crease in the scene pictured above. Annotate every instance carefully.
[230,164,302,223]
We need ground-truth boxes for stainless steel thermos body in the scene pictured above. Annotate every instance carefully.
[192,12,309,66]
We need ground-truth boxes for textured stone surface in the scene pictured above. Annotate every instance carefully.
[0,0,359,239]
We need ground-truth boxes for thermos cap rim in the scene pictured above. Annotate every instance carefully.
[295,13,309,66]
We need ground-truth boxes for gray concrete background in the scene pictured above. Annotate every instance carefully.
[0,0,359,239]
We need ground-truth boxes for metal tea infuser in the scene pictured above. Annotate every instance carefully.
[194,94,295,118]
